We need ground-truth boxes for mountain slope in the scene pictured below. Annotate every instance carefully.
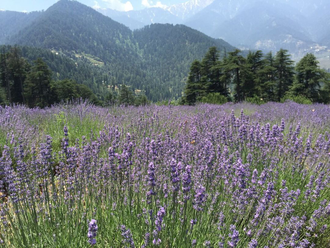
[3,0,236,101]
[184,0,315,52]
[134,24,235,98]
[8,0,138,64]
[95,8,145,30]
[211,1,313,51]
[0,10,41,44]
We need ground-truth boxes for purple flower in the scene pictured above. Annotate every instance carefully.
[147,162,156,204]
[170,158,180,192]
[182,165,192,201]
[248,239,258,248]
[193,185,206,211]
[228,225,239,247]
[120,225,135,248]
[155,206,166,232]
[88,219,98,246]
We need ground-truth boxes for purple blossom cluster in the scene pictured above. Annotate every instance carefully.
[88,219,98,245]
[0,101,330,247]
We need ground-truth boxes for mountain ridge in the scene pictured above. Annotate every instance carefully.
[94,0,330,56]
[0,0,235,101]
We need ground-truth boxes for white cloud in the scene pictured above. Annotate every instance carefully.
[93,1,101,9]
[142,0,167,9]
[102,0,134,11]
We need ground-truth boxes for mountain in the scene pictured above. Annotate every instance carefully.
[95,8,145,30]
[95,0,214,30]
[95,0,330,57]
[0,44,108,97]
[165,0,215,20]
[96,7,181,30]
[0,10,41,44]
[211,1,313,52]
[1,0,235,101]
[134,24,234,98]
[183,0,319,53]
[7,0,138,64]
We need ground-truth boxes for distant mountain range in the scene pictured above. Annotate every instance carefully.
[0,0,234,101]
[95,0,330,55]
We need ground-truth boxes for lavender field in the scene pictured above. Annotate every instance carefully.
[0,101,330,247]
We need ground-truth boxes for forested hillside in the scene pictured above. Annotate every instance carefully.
[0,11,41,44]
[0,46,98,107]
[133,24,234,99]
[0,0,235,102]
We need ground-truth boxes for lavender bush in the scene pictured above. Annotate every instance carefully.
[0,101,330,247]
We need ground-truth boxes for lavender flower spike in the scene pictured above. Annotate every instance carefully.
[88,219,98,246]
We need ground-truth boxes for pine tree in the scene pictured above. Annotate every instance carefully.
[289,53,326,102]
[274,49,294,101]
[224,49,247,102]
[0,51,11,103]
[258,52,277,101]
[119,84,135,106]
[7,47,29,104]
[243,50,264,99]
[24,58,53,108]
[201,47,222,94]
[184,60,202,105]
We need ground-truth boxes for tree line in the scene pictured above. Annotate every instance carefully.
[0,47,149,107]
[182,47,330,105]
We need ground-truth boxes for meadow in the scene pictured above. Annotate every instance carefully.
[0,101,330,247]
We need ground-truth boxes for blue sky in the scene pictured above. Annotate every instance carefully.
[0,0,188,12]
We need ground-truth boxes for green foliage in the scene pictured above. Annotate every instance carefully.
[0,47,99,107]
[2,0,235,103]
[184,60,202,105]
[183,47,330,105]
[282,95,313,104]
[200,92,228,105]
[289,53,327,103]
[245,96,266,105]
[134,94,149,106]
[274,49,295,101]
[0,86,8,105]
[119,84,135,106]
[23,58,53,108]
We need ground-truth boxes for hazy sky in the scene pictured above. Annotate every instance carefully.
[0,0,189,12]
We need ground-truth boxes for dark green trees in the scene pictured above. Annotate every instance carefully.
[224,49,247,102]
[0,47,30,104]
[258,52,277,101]
[289,53,327,102]
[119,84,135,106]
[0,47,99,107]
[274,49,295,101]
[183,47,330,105]
[184,60,202,105]
[24,58,53,108]
[244,50,264,99]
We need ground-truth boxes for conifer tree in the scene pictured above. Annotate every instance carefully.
[258,52,277,101]
[184,60,202,105]
[119,84,135,106]
[289,53,326,102]
[244,50,263,99]
[224,49,247,102]
[24,58,53,108]
[274,49,294,101]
